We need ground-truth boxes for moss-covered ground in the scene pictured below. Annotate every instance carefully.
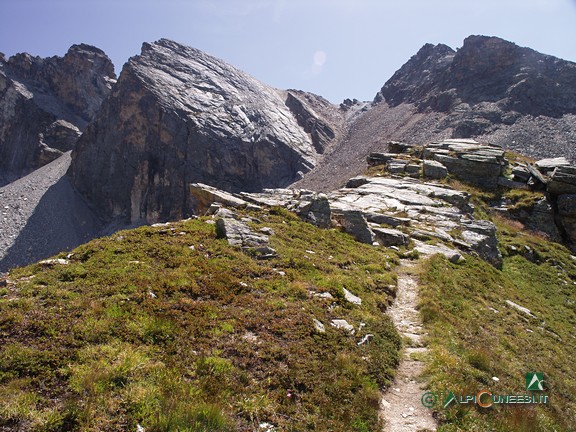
[0,208,400,431]
[418,216,576,431]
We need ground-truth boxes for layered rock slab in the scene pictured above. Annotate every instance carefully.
[69,39,329,224]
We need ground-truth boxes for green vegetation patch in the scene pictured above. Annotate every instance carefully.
[0,209,400,431]
[418,225,576,431]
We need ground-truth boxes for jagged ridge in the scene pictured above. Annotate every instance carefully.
[0,44,115,184]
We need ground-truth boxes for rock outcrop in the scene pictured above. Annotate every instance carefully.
[283,90,342,154]
[228,171,503,267]
[214,208,277,259]
[369,139,576,251]
[424,139,508,189]
[0,45,115,184]
[546,166,576,247]
[69,39,335,224]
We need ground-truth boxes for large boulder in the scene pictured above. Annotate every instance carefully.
[423,159,448,180]
[340,210,375,244]
[295,192,332,228]
[459,220,503,268]
[0,45,115,184]
[372,227,409,246]
[215,209,277,259]
[69,39,328,223]
[189,183,249,214]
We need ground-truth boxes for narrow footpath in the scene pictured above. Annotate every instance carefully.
[381,259,436,432]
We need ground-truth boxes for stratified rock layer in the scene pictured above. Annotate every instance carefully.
[0,45,115,184]
[69,39,332,224]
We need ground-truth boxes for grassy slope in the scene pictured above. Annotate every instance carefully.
[418,215,576,431]
[0,208,400,432]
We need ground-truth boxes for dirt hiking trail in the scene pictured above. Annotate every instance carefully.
[381,259,436,432]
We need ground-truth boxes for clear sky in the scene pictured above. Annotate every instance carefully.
[2,0,576,103]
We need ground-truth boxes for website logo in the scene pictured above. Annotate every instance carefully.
[526,372,545,391]
[422,373,549,409]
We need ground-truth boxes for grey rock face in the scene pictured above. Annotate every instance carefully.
[284,90,340,154]
[339,210,375,244]
[426,139,507,189]
[459,220,503,268]
[215,217,268,248]
[413,240,464,264]
[548,166,576,195]
[423,160,448,180]
[367,152,398,166]
[69,39,328,223]
[535,157,570,173]
[372,227,409,247]
[295,193,332,229]
[556,194,576,245]
[189,183,249,214]
[0,45,115,184]
[557,194,576,216]
[215,210,276,258]
[509,198,561,242]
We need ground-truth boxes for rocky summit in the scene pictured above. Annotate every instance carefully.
[0,45,115,184]
[375,35,576,118]
[69,39,339,224]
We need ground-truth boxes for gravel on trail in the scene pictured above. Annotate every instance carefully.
[0,152,103,273]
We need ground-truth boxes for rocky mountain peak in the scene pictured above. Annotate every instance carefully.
[5,44,115,120]
[69,39,338,224]
[375,35,576,118]
[56,43,117,119]
[374,42,455,108]
[0,44,115,184]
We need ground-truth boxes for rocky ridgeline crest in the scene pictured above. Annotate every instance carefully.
[375,35,576,119]
[0,45,115,184]
[69,39,339,225]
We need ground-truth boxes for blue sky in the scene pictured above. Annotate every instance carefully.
[2,0,576,103]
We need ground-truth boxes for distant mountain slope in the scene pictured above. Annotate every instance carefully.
[68,39,341,225]
[0,45,115,185]
[298,36,576,191]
